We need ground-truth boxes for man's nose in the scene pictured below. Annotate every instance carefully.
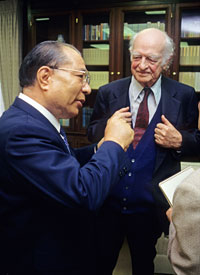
[82,82,91,95]
[139,57,148,69]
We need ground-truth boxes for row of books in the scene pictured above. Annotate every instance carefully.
[181,31,200,38]
[60,118,70,127]
[179,72,200,91]
[123,21,165,39]
[180,45,200,65]
[82,107,94,128]
[83,48,109,65]
[89,71,109,90]
[83,23,109,41]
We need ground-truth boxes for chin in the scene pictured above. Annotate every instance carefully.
[70,109,79,118]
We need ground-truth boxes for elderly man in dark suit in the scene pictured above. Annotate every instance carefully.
[0,41,134,274]
[87,28,199,275]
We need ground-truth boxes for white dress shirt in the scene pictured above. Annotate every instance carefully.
[18,92,61,133]
[129,75,162,128]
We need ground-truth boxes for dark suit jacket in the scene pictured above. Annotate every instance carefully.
[88,75,199,232]
[0,97,131,273]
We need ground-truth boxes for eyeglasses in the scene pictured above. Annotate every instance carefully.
[49,67,90,85]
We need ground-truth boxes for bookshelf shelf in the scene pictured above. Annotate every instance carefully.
[181,37,200,42]
[87,65,109,70]
[83,40,110,43]
[82,12,111,99]
[180,66,200,70]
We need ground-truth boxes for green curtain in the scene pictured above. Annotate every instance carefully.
[0,0,22,110]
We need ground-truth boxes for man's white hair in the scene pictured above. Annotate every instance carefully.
[129,28,175,68]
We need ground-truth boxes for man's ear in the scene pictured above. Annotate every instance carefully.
[163,56,172,72]
[36,66,52,91]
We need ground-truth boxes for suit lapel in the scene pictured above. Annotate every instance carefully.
[161,78,181,126]
[154,76,181,174]
[13,97,72,153]
[13,97,60,135]
[109,77,131,113]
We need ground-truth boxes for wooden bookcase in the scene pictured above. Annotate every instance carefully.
[174,2,200,93]
[26,1,200,147]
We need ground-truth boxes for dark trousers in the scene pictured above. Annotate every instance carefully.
[95,207,162,275]
[0,210,96,275]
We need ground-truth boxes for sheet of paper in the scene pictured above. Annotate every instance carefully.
[159,166,194,206]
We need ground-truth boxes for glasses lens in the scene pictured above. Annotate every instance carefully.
[85,72,90,84]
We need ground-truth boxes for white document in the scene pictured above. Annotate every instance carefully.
[159,166,194,206]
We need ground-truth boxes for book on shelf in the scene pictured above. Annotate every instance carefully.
[60,118,70,127]
[83,48,109,65]
[89,71,109,90]
[179,72,200,91]
[123,21,165,39]
[180,45,200,66]
[181,30,200,38]
[83,23,109,41]
[159,166,194,206]
[82,107,94,128]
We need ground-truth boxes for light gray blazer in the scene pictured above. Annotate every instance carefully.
[168,168,200,275]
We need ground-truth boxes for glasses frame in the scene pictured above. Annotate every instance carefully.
[49,66,90,85]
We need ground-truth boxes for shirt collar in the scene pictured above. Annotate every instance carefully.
[18,92,60,133]
[130,75,162,105]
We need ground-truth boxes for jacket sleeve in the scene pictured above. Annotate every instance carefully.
[178,88,200,158]
[5,123,131,211]
[72,143,96,167]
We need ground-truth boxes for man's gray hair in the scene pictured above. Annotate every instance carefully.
[19,41,82,88]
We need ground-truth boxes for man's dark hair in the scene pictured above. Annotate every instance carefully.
[19,41,81,88]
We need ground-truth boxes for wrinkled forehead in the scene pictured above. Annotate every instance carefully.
[133,31,165,55]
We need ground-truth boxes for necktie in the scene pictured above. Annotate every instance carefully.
[133,87,152,149]
[60,126,71,154]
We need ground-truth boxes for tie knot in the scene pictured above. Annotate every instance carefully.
[143,87,152,96]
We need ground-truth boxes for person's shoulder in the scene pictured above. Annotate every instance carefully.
[162,75,195,91]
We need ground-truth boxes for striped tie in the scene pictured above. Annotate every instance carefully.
[60,126,71,154]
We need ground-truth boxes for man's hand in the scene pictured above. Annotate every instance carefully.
[154,115,182,149]
[166,207,173,222]
[104,107,134,151]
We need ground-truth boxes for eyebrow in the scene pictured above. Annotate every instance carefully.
[132,52,161,59]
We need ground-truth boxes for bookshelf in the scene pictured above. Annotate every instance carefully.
[174,3,200,94]
[76,10,113,137]
[81,12,111,90]
[33,13,72,48]
[27,1,200,147]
